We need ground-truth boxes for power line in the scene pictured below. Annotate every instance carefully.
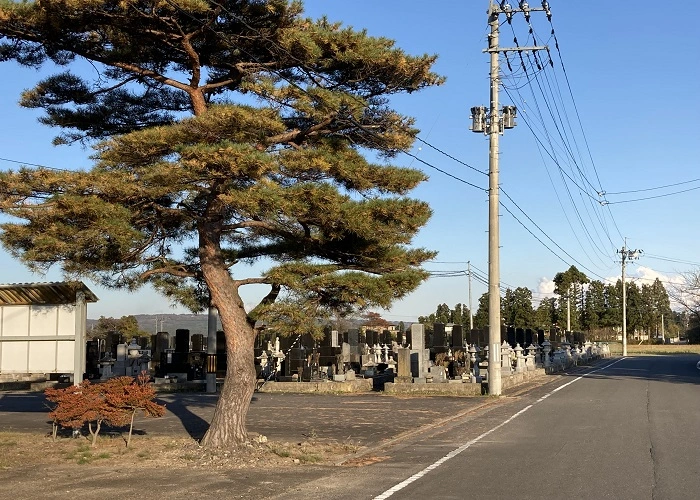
[644,254,700,267]
[415,137,487,176]
[604,177,700,195]
[603,185,700,205]
[0,156,77,173]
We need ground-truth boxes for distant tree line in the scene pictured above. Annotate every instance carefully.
[419,266,679,341]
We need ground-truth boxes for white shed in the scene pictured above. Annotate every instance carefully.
[0,282,98,384]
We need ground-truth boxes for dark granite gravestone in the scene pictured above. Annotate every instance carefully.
[287,347,306,377]
[175,329,190,353]
[216,330,226,374]
[433,323,446,347]
[367,330,378,346]
[382,329,392,344]
[537,329,545,345]
[507,327,516,347]
[348,329,359,347]
[451,324,464,347]
[515,328,525,346]
[525,329,533,346]
[191,334,204,352]
[320,326,332,347]
[301,333,315,349]
[105,332,124,358]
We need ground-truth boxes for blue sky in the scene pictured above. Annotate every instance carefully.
[1,0,699,321]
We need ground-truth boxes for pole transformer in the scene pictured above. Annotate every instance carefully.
[470,1,547,396]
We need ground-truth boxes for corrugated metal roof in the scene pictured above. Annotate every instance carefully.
[0,282,99,305]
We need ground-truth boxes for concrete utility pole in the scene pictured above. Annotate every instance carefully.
[468,261,474,331]
[471,0,547,396]
[618,239,642,357]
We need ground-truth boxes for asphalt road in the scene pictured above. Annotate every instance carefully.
[284,354,700,500]
[1,355,698,500]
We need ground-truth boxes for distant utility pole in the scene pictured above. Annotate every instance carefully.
[468,261,474,330]
[618,239,642,357]
[470,0,547,396]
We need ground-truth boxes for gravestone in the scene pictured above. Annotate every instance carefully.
[331,330,339,348]
[366,330,377,346]
[396,348,411,382]
[525,329,534,346]
[507,327,516,347]
[341,342,351,364]
[320,326,332,347]
[410,323,428,378]
[175,329,190,353]
[191,334,204,352]
[451,324,464,348]
[537,329,545,345]
[433,323,446,347]
[515,328,525,347]
[215,330,226,373]
[382,329,392,344]
[301,333,315,349]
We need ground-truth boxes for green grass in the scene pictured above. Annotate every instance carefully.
[64,442,111,464]
[298,453,322,463]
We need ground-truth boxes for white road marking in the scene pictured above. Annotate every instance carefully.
[373,357,627,499]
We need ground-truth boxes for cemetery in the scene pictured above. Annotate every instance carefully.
[83,320,610,395]
[0,281,610,394]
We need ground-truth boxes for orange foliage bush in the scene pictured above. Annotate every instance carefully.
[45,372,165,447]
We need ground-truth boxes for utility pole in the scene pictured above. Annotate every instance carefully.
[618,239,642,357]
[567,289,571,333]
[468,261,474,331]
[471,0,547,396]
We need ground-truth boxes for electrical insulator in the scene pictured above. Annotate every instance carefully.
[470,106,487,133]
[502,106,517,129]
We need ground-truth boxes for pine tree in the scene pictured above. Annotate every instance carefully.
[0,1,442,448]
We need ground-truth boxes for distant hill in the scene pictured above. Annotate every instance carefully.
[87,313,408,337]
[87,313,213,336]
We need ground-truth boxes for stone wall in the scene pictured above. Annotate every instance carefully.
[258,379,373,393]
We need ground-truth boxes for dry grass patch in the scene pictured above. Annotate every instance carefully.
[0,431,365,471]
[607,343,700,355]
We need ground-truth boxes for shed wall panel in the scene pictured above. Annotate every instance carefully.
[56,341,75,372]
[28,341,57,372]
[2,306,30,337]
[1,341,28,371]
[30,306,59,337]
[57,305,76,337]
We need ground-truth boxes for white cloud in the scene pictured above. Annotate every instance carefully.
[537,277,555,295]
[633,266,682,286]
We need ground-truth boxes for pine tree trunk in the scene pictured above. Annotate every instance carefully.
[200,321,255,448]
[198,227,257,449]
